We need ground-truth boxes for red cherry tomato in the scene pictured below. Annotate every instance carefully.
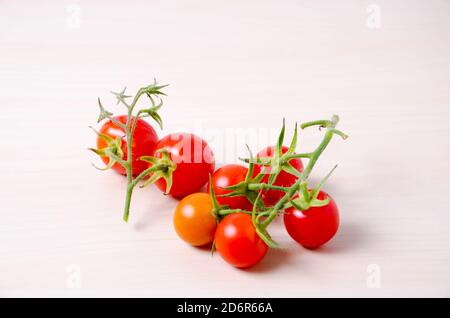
[153,133,215,198]
[257,145,304,206]
[214,213,268,268]
[284,191,339,249]
[208,164,260,210]
[97,115,158,176]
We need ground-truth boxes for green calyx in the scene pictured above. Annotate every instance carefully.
[208,175,229,220]
[110,87,132,106]
[251,193,279,249]
[287,164,338,211]
[140,98,164,130]
[240,119,307,187]
[97,98,114,123]
[287,181,329,211]
[139,149,177,194]
[220,145,265,208]
[208,173,267,219]
[266,119,302,184]
[88,126,126,171]
[223,120,305,211]
[283,165,337,211]
[133,85,166,130]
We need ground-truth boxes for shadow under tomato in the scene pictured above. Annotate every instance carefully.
[245,247,293,273]
[311,222,365,254]
[192,243,215,253]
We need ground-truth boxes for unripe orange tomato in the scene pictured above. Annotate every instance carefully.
[173,193,217,246]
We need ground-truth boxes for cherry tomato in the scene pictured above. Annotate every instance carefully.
[154,133,215,198]
[284,191,339,249]
[214,213,268,268]
[208,164,260,210]
[173,193,217,246]
[97,115,158,176]
[257,145,304,206]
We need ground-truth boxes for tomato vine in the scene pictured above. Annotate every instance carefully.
[89,82,347,256]
[216,115,348,248]
[90,81,169,222]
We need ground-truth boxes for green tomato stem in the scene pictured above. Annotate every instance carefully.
[123,184,133,222]
[282,152,313,161]
[93,83,167,222]
[247,183,290,192]
[104,150,129,168]
[218,209,261,216]
[106,116,127,130]
[123,101,136,222]
[261,115,340,228]
[132,164,168,188]
[300,119,329,129]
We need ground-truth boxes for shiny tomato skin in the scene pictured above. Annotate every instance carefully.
[257,145,304,206]
[173,193,217,246]
[154,133,215,198]
[214,213,268,268]
[284,191,339,249]
[97,115,158,176]
[208,164,260,210]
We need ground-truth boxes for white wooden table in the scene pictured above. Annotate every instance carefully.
[1,0,449,297]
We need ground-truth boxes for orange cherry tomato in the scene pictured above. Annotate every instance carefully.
[173,193,217,246]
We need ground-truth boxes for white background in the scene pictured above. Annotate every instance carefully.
[1,0,450,297]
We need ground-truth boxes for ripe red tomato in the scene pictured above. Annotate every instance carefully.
[284,191,339,249]
[208,164,260,210]
[214,213,268,268]
[173,193,217,246]
[257,145,304,206]
[153,133,215,198]
[97,115,158,176]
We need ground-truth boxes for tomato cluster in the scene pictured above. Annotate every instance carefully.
[96,116,214,196]
[174,146,339,268]
[90,83,347,269]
